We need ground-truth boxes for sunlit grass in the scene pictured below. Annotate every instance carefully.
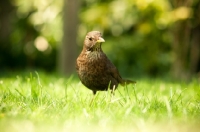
[0,72,199,132]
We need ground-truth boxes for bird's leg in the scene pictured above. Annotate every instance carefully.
[89,90,96,106]
[110,85,115,102]
[108,81,115,96]
[93,90,97,95]
[111,85,115,96]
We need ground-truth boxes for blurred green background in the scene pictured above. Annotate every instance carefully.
[0,0,199,79]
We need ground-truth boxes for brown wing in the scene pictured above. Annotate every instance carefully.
[104,56,123,84]
[76,52,85,72]
[105,55,136,85]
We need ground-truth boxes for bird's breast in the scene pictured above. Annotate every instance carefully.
[77,52,107,76]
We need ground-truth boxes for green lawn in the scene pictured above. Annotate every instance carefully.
[0,72,199,132]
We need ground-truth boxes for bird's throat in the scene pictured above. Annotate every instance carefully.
[92,43,102,52]
[86,49,103,60]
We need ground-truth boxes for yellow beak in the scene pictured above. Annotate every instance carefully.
[96,37,105,43]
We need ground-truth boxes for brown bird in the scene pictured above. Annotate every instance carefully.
[76,31,135,95]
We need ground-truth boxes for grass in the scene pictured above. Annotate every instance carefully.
[0,71,200,132]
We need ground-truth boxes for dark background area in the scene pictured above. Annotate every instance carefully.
[0,0,199,80]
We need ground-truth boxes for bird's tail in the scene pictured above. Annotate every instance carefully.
[120,79,136,86]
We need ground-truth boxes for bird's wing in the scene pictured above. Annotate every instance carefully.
[111,66,123,83]
[76,52,86,71]
[105,58,123,83]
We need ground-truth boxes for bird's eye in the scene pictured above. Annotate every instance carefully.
[89,37,93,41]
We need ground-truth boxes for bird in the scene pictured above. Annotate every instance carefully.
[76,31,135,95]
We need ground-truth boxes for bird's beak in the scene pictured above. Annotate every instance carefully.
[96,37,105,43]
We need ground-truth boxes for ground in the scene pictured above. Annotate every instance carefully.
[0,72,199,132]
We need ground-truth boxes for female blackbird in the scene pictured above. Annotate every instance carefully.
[76,31,135,95]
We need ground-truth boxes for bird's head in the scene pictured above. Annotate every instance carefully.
[83,31,105,51]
